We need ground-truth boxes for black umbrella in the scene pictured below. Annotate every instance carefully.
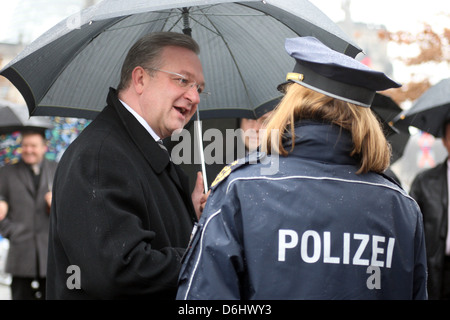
[0,106,23,135]
[0,0,362,192]
[392,78,450,138]
[0,101,52,135]
[0,0,361,120]
[371,93,410,163]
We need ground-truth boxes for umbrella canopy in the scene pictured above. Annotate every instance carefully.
[372,93,402,137]
[371,94,409,163]
[0,0,361,120]
[392,78,450,138]
[0,100,52,135]
[0,106,23,135]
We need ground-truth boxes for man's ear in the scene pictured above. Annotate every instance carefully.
[131,66,147,95]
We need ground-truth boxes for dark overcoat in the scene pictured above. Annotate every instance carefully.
[409,160,448,299]
[46,88,196,299]
[0,158,58,278]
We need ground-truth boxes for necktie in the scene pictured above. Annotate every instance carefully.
[157,139,171,160]
[31,164,40,175]
[157,139,181,186]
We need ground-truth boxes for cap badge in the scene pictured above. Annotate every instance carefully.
[286,72,304,82]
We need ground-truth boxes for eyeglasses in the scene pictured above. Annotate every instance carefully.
[145,68,209,96]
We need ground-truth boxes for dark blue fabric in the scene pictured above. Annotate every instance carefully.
[177,121,427,300]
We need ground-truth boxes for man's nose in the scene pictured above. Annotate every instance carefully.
[184,86,201,104]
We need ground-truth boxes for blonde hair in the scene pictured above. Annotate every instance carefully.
[262,83,391,174]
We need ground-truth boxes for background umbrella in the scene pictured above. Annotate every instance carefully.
[0,99,90,166]
[371,93,410,163]
[0,0,361,120]
[0,106,23,135]
[392,78,450,138]
[0,116,90,167]
[0,100,52,135]
[0,101,52,166]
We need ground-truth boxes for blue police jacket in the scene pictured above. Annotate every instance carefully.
[177,120,428,300]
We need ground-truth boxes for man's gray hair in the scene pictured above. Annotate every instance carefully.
[117,32,200,92]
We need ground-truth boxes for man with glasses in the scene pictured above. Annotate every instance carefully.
[46,32,207,299]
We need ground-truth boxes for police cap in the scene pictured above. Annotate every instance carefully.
[278,37,401,108]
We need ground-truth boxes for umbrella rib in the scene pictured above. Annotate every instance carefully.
[33,12,183,110]
[99,7,265,34]
[165,7,222,36]
[187,4,267,17]
[191,13,266,17]
[185,15,220,36]
[164,10,184,32]
[104,12,181,32]
[186,6,267,37]
[99,10,225,36]
[34,17,127,112]
[197,6,252,104]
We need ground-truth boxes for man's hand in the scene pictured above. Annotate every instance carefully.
[0,200,8,221]
[45,191,52,213]
[191,171,210,220]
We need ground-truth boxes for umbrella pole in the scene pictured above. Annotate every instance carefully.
[182,8,192,37]
[195,108,208,194]
[182,7,206,192]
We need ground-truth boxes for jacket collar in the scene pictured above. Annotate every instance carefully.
[107,88,170,175]
[106,88,192,196]
[17,158,52,195]
[282,120,359,166]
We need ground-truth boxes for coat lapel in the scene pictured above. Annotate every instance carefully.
[108,88,185,192]
[17,161,35,197]
[37,159,53,193]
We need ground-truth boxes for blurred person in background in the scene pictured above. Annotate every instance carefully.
[409,118,450,300]
[0,129,57,300]
[239,111,273,154]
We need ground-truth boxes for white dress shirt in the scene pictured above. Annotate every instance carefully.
[119,99,160,142]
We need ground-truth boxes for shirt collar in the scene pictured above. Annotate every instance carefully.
[119,99,160,142]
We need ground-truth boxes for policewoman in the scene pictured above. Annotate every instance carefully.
[176,37,428,300]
